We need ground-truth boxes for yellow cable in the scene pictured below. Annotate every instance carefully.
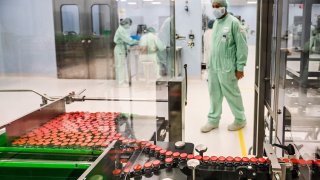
[238,129,247,157]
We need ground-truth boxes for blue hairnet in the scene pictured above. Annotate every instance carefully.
[211,0,229,8]
[120,18,132,26]
[208,20,215,29]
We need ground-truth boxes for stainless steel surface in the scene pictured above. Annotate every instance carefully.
[175,47,183,77]
[174,141,186,149]
[53,0,118,79]
[264,143,282,180]
[3,98,66,142]
[195,144,208,156]
[187,159,200,180]
[253,0,273,157]
[168,77,186,142]
[78,141,116,180]
[0,89,56,101]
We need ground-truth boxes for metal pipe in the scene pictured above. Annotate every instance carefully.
[73,97,168,102]
[0,89,56,101]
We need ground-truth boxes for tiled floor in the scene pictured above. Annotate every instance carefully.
[0,46,256,157]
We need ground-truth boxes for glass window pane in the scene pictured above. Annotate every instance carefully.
[92,4,111,36]
[61,5,80,35]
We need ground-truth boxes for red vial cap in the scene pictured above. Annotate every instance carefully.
[218,156,226,162]
[144,162,152,169]
[155,147,162,152]
[258,158,266,163]
[145,143,152,148]
[234,157,242,162]
[298,159,306,165]
[210,156,218,161]
[135,140,141,145]
[133,164,142,171]
[112,169,122,176]
[187,154,194,159]
[306,160,314,165]
[242,157,249,162]
[123,168,130,174]
[160,149,167,155]
[150,145,157,150]
[226,156,234,162]
[165,151,173,157]
[315,160,320,166]
[153,160,161,167]
[173,152,181,158]
[203,156,210,161]
[290,158,299,164]
[180,153,188,159]
[165,158,173,164]
[120,159,128,163]
[87,143,94,147]
[195,155,202,161]
[141,141,147,146]
[250,157,258,163]
[281,158,289,163]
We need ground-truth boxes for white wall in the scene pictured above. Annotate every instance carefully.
[118,3,170,34]
[176,0,202,77]
[0,0,56,77]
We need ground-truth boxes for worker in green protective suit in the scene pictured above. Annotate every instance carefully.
[139,27,166,82]
[114,18,138,86]
[201,0,248,132]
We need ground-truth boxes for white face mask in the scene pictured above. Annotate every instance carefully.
[213,7,226,19]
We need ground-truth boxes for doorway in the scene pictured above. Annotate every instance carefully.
[53,0,118,79]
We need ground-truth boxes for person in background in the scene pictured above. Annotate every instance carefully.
[114,18,138,86]
[158,17,172,76]
[241,19,250,37]
[201,0,248,133]
[139,27,166,82]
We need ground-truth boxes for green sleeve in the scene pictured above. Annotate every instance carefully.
[118,28,138,45]
[233,21,248,71]
[155,36,166,51]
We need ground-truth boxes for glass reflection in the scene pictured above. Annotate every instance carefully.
[61,5,80,35]
[92,5,111,36]
[284,2,320,162]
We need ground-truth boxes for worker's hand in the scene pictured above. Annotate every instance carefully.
[235,71,244,80]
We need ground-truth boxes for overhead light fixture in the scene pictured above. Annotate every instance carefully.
[143,0,153,1]
[152,2,161,4]
[128,2,137,5]
[247,1,257,4]
[120,0,127,2]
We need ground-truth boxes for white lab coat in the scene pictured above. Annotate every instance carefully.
[139,32,165,81]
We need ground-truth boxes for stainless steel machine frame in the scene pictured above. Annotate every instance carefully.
[254,0,320,163]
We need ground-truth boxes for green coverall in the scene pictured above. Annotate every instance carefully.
[114,25,138,85]
[207,14,248,125]
[139,31,166,79]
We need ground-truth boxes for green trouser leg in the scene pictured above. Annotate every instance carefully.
[208,71,246,124]
[208,71,223,124]
[114,45,128,84]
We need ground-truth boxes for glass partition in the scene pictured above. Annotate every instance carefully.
[275,1,320,178]
[0,0,175,178]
